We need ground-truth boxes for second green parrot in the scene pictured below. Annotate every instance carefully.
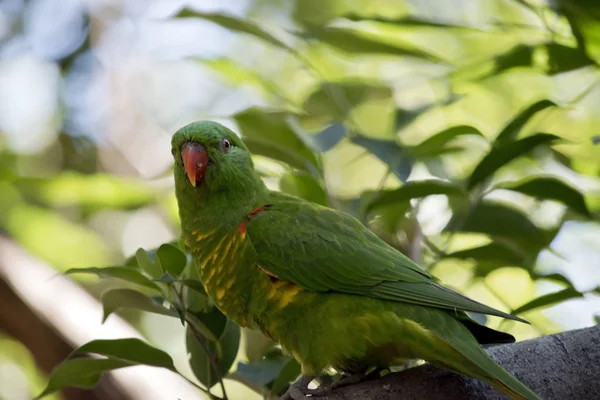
[172,121,540,400]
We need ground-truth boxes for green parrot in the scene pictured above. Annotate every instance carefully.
[171,121,541,400]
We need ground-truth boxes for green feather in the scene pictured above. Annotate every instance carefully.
[246,193,528,323]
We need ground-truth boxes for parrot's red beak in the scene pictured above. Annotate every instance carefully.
[181,142,209,187]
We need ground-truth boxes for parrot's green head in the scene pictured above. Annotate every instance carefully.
[171,121,264,202]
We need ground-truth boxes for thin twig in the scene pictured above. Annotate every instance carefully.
[179,374,213,396]
[187,318,229,400]
[421,234,446,258]
[171,283,229,400]
[317,152,341,210]
[376,168,391,192]
[409,205,423,264]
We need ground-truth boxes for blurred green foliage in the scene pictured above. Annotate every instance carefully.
[1,1,600,399]
[0,334,62,400]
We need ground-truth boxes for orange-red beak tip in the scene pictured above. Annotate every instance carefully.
[181,143,208,187]
[188,173,197,187]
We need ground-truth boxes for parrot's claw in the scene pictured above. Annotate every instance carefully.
[280,370,384,399]
[302,372,373,396]
[279,375,315,400]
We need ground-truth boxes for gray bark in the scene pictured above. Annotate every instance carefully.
[322,325,600,399]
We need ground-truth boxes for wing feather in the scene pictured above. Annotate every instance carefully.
[246,192,526,323]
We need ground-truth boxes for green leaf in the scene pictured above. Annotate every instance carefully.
[198,57,277,96]
[135,248,163,279]
[193,307,229,339]
[58,132,98,174]
[243,137,318,175]
[292,0,411,27]
[218,319,241,377]
[454,201,540,237]
[1,203,111,272]
[180,279,207,295]
[395,95,462,132]
[467,133,560,189]
[495,100,557,144]
[445,201,548,257]
[74,338,176,371]
[446,242,526,277]
[125,245,171,267]
[36,339,178,398]
[124,253,140,267]
[497,177,590,216]
[367,201,412,234]
[35,359,131,399]
[18,172,155,210]
[186,326,217,388]
[351,135,413,182]
[270,358,301,395]
[185,313,218,342]
[481,43,591,78]
[157,243,187,277]
[186,306,240,345]
[545,43,594,74]
[236,359,288,386]
[395,106,427,132]
[311,123,347,152]
[64,267,160,290]
[183,266,210,314]
[558,0,600,65]
[486,44,534,77]
[101,288,176,322]
[153,273,177,283]
[186,294,210,318]
[512,287,584,315]
[365,180,465,213]
[280,172,328,206]
[175,8,288,50]
[186,315,240,388]
[234,108,320,172]
[301,83,395,134]
[411,125,483,158]
[299,26,443,61]
[532,273,574,287]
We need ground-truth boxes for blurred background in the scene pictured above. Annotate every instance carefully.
[1,0,599,399]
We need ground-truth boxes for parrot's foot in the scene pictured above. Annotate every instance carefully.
[281,369,384,399]
[303,370,381,397]
[279,375,315,400]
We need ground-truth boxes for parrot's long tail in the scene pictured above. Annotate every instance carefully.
[436,342,541,400]
[421,318,541,400]
[398,307,541,399]
[444,357,540,400]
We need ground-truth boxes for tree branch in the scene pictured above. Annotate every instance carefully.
[0,277,122,400]
[322,325,600,399]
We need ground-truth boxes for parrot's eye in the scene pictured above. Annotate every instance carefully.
[221,138,231,153]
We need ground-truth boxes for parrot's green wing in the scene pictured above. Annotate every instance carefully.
[246,193,526,323]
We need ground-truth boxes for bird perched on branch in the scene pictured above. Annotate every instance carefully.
[171,121,540,400]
